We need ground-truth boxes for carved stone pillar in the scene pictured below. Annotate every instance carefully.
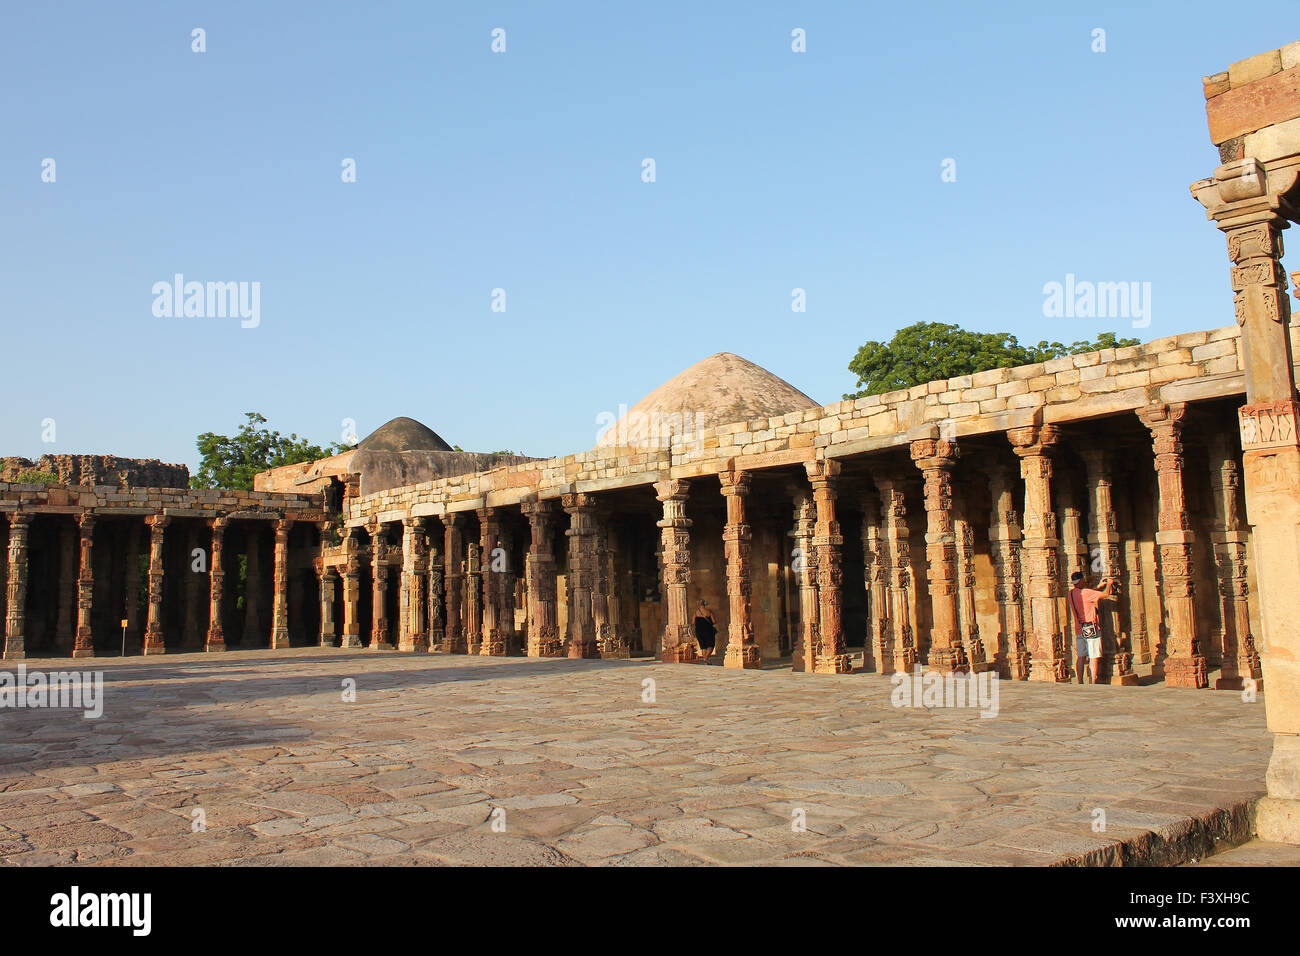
[1080,445,1138,684]
[442,514,466,653]
[477,507,505,656]
[340,528,362,648]
[806,459,851,674]
[371,522,394,650]
[875,475,914,675]
[986,461,1027,680]
[591,510,613,657]
[1208,434,1262,690]
[465,537,482,654]
[522,499,563,657]
[243,525,263,647]
[3,513,32,660]
[654,480,697,663]
[499,519,520,654]
[143,513,169,655]
[562,493,600,659]
[271,519,292,649]
[399,517,428,652]
[1009,425,1068,682]
[720,469,761,669]
[207,517,227,652]
[56,521,76,653]
[861,493,887,674]
[73,512,96,658]
[602,517,629,659]
[954,475,985,672]
[1138,403,1208,689]
[1116,448,1152,666]
[427,527,445,651]
[124,522,141,650]
[317,558,337,648]
[910,439,966,673]
[788,487,818,672]
[180,523,202,649]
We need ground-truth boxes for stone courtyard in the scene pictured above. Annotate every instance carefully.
[0,650,1275,866]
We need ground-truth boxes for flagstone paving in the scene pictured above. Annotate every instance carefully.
[0,649,1275,866]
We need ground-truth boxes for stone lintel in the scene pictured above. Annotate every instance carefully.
[1155,529,1198,547]
[409,502,446,519]
[1161,372,1246,404]
[1042,388,1152,425]
[824,433,907,460]
[483,487,532,508]
[538,483,574,501]
[732,447,816,471]
[574,471,666,495]
[443,497,486,515]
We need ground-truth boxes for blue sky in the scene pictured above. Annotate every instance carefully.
[2,2,1293,468]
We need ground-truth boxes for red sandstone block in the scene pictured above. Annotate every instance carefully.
[1206,66,1300,144]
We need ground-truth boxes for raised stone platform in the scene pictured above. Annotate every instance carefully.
[0,650,1272,866]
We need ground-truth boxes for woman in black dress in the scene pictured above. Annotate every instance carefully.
[693,599,718,663]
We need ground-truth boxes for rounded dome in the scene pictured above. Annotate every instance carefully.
[596,352,818,448]
[357,417,453,452]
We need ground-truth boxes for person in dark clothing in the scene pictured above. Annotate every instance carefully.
[693,599,718,663]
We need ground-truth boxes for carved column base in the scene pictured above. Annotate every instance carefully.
[723,642,762,669]
[480,638,507,656]
[3,648,26,661]
[1164,655,1210,689]
[1028,643,1069,682]
[399,635,430,653]
[661,642,698,664]
[205,633,227,653]
[340,633,362,649]
[927,644,969,675]
[568,639,600,659]
[812,653,853,674]
[71,648,95,660]
[143,632,166,656]
[271,629,290,650]
[599,638,630,659]
[371,641,395,651]
[439,636,467,654]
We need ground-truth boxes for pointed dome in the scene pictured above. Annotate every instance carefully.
[357,417,453,453]
[596,352,818,448]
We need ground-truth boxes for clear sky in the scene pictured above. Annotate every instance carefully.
[2,2,1293,469]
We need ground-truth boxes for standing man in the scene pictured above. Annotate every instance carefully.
[1068,571,1119,684]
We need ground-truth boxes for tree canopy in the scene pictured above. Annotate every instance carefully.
[844,322,1141,399]
[192,412,351,491]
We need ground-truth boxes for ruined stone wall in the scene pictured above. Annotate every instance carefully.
[0,455,189,489]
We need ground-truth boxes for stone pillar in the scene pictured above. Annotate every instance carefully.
[371,523,394,650]
[317,558,337,648]
[477,507,505,656]
[340,528,362,648]
[1137,403,1208,689]
[399,517,428,652]
[56,521,76,653]
[805,459,851,674]
[180,523,203,650]
[1117,449,1152,666]
[3,514,32,660]
[788,487,818,672]
[124,522,141,650]
[591,510,613,657]
[653,480,697,664]
[875,475,915,675]
[427,526,445,651]
[1207,433,1262,690]
[987,461,1027,680]
[602,518,629,659]
[442,514,466,653]
[1009,425,1068,682]
[499,519,520,655]
[720,469,761,669]
[269,519,292,649]
[861,493,887,674]
[464,536,482,654]
[207,517,227,652]
[522,499,563,657]
[143,513,169,655]
[954,475,985,672]
[562,493,600,659]
[73,512,96,659]
[244,525,263,647]
[910,439,966,674]
[1080,445,1139,684]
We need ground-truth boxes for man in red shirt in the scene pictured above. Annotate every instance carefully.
[1069,571,1119,684]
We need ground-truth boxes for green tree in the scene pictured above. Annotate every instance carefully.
[15,470,59,486]
[192,412,350,491]
[844,322,1140,399]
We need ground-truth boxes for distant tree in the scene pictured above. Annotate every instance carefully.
[15,470,59,486]
[489,449,520,456]
[192,412,350,491]
[844,322,1140,399]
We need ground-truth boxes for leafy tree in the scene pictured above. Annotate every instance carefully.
[844,322,1140,399]
[192,412,350,491]
[16,470,59,486]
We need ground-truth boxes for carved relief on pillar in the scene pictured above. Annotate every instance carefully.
[562,493,601,659]
[1137,404,1207,689]
[143,513,170,655]
[316,556,337,649]
[653,479,697,664]
[720,469,761,669]
[875,475,915,675]
[271,518,293,649]
[72,512,96,659]
[207,516,228,652]
[442,514,466,653]
[601,517,629,660]
[986,461,1027,679]
[399,517,429,652]
[788,487,819,672]
[340,527,363,648]
[370,521,394,650]
[805,459,851,674]
[910,439,967,674]
[56,521,75,653]
[1208,436,1262,690]
[860,492,886,674]
[477,507,505,656]
[1079,445,1138,685]
[521,498,563,658]
[427,528,445,649]
[4,513,33,660]
[1009,425,1068,682]
[953,475,986,672]
[465,535,483,654]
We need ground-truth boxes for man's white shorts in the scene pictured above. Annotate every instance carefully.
[1075,632,1102,660]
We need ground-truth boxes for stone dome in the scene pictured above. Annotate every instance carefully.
[357,417,453,453]
[596,352,819,448]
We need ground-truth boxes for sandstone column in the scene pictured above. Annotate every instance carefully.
[1207,434,1262,691]
[591,510,613,657]
[875,475,915,675]
[465,536,482,654]
[602,517,629,659]
[1080,445,1139,684]
[789,487,818,672]
[371,522,393,650]
[183,523,204,650]
[56,520,76,653]
[910,439,967,673]
[1137,403,1208,689]
[654,480,697,664]
[340,528,363,648]
[1009,425,1068,681]
[271,518,292,649]
[124,522,141,650]
[207,517,227,652]
[317,558,337,648]
[244,524,263,647]
[477,507,505,656]
[805,459,851,674]
[398,517,427,652]
[1117,450,1152,666]
[73,512,96,659]
[720,469,761,669]
[861,493,887,673]
[986,460,1027,680]
[562,492,600,659]
[954,475,985,672]
[427,526,445,651]
[442,514,466,653]
[3,514,32,660]
[143,513,169,655]
[522,499,563,657]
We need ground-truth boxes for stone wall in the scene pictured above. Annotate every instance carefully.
[0,455,189,489]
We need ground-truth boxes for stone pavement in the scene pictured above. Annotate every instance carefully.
[1188,839,1300,866]
[0,650,1275,866]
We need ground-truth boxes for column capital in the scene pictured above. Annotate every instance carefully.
[78,510,96,532]
[8,511,34,530]
[652,478,689,503]
[1008,423,1059,456]
[561,492,596,513]
[718,468,751,497]
[1136,401,1191,432]
[910,437,959,469]
[146,512,170,530]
